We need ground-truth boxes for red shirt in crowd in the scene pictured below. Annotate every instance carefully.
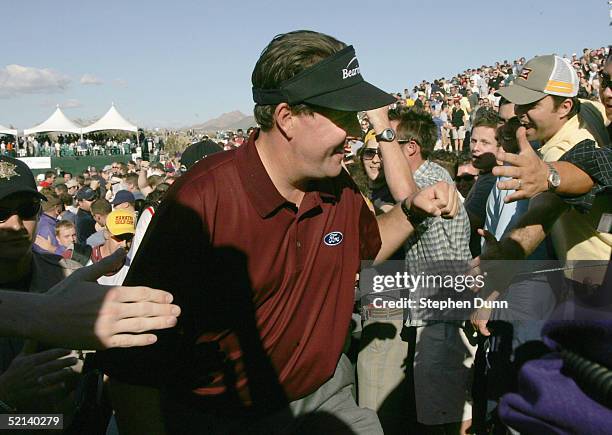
[99,131,381,412]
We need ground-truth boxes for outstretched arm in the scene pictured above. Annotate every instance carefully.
[0,250,180,350]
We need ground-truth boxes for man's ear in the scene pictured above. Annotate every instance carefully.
[274,103,295,140]
[556,98,573,119]
[405,140,419,157]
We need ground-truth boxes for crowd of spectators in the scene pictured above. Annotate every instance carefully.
[373,47,609,155]
[0,34,610,435]
[0,132,162,159]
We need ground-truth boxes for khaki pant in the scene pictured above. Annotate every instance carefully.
[357,319,408,411]
[357,320,475,428]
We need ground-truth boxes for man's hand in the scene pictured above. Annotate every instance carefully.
[0,342,78,411]
[470,306,492,337]
[493,126,549,202]
[406,181,460,219]
[365,106,391,132]
[477,228,504,261]
[365,105,418,201]
[35,235,56,253]
[466,229,499,294]
[31,250,181,350]
[470,229,519,296]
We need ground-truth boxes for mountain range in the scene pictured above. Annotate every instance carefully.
[185,110,256,132]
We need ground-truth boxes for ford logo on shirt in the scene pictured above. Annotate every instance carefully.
[323,231,343,246]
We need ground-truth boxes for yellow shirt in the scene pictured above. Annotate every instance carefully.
[538,101,611,278]
[460,96,471,115]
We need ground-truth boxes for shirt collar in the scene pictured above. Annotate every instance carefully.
[236,130,290,218]
[236,130,339,218]
[413,160,430,179]
[40,212,56,223]
[539,100,602,157]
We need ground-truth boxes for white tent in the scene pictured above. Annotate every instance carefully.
[82,103,138,134]
[23,106,83,136]
[0,125,17,136]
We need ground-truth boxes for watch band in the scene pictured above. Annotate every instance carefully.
[401,198,425,225]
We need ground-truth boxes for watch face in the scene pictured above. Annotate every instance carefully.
[382,129,395,141]
[551,173,561,187]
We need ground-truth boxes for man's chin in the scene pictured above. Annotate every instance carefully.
[324,158,344,177]
[524,128,538,142]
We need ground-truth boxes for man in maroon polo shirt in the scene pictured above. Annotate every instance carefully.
[101,30,460,434]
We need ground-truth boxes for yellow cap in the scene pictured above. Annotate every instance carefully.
[105,210,135,236]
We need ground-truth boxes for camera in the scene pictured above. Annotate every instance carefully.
[496,116,521,154]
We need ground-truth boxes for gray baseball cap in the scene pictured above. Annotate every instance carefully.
[496,55,578,105]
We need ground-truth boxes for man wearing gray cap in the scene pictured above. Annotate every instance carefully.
[476,55,612,289]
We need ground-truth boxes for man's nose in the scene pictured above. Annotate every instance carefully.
[0,214,25,231]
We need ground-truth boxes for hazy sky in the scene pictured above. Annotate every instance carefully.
[1,0,610,129]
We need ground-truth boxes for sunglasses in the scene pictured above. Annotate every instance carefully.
[362,148,382,160]
[111,233,134,243]
[0,201,41,223]
[600,72,612,91]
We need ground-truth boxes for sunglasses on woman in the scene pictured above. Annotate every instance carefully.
[0,201,41,223]
[362,148,382,160]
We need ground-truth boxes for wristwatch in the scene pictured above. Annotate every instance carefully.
[375,128,396,143]
[546,162,561,191]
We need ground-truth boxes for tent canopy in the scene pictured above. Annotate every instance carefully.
[82,104,137,134]
[23,106,82,136]
[0,125,17,136]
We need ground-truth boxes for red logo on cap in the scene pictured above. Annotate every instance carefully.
[519,68,532,81]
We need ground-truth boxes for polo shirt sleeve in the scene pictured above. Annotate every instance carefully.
[557,139,612,213]
[96,180,211,389]
[358,195,381,261]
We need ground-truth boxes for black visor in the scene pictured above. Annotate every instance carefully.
[252,45,395,111]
